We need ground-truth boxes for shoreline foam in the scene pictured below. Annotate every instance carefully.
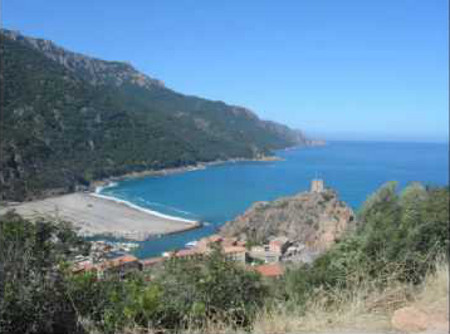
[90,192,198,225]
[0,192,200,241]
[88,155,287,226]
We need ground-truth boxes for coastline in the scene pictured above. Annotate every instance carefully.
[0,192,201,241]
[0,153,289,241]
[90,154,285,189]
[90,192,197,224]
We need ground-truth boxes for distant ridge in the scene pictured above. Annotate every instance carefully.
[0,29,313,201]
[1,29,166,89]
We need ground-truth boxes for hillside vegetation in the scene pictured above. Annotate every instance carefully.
[0,30,308,201]
[0,182,448,333]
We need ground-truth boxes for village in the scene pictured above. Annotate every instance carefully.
[73,180,329,280]
[71,233,317,280]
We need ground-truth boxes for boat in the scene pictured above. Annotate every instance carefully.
[185,240,198,248]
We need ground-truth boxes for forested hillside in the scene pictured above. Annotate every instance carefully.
[0,30,308,201]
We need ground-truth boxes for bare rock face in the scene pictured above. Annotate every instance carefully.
[392,307,429,332]
[2,29,165,89]
[220,188,355,252]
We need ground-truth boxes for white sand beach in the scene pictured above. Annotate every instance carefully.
[0,193,199,241]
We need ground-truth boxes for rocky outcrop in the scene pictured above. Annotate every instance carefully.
[391,306,449,333]
[220,188,355,252]
[2,29,164,89]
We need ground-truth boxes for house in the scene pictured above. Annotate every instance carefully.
[249,249,281,263]
[173,248,205,260]
[72,260,96,275]
[140,257,165,269]
[222,237,238,247]
[97,255,142,278]
[208,235,223,243]
[72,254,142,279]
[250,245,265,253]
[269,236,290,254]
[254,263,284,278]
[223,245,247,263]
[195,235,222,251]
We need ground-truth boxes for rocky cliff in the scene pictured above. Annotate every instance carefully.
[2,29,165,89]
[220,188,355,251]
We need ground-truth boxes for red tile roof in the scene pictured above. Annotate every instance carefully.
[269,237,289,247]
[270,240,283,247]
[254,264,284,277]
[175,248,203,257]
[208,235,223,243]
[140,257,165,267]
[222,246,246,254]
[98,255,138,269]
[72,261,96,273]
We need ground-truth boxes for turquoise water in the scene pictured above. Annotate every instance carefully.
[100,141,449,258]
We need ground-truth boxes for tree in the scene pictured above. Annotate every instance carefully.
[0,213,88,334]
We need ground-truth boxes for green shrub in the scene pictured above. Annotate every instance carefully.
[153,245,267,330]
[0,212,88,334]
[283,183,449,304]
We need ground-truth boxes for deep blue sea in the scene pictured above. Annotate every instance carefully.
[100,141,449,259]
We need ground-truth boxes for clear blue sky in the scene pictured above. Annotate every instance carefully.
[2,0,448,142]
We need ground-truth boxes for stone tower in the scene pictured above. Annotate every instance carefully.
[310,179,324,193]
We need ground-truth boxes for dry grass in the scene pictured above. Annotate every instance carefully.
[251,260,448,334]
[98,260,449,334]
[407,259,449,332]
[252,291,393,333]
[413,259,448,313]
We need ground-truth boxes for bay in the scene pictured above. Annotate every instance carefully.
[100,141,449,258]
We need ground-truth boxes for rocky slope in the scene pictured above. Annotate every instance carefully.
[0,29,311,201]
[221,188,355,251]
[2,29,165,89]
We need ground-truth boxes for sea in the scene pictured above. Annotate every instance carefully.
[99,141,449,259]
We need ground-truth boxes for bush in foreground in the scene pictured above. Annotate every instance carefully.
[0,214,266,334]
[0,212,89,334]
[67,246,266,333]
[1,182,448,334]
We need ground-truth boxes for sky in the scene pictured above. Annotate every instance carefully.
[2,0,448,142]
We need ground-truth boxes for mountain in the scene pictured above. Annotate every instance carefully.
[0,29,310,201]
[220,185,354,253]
